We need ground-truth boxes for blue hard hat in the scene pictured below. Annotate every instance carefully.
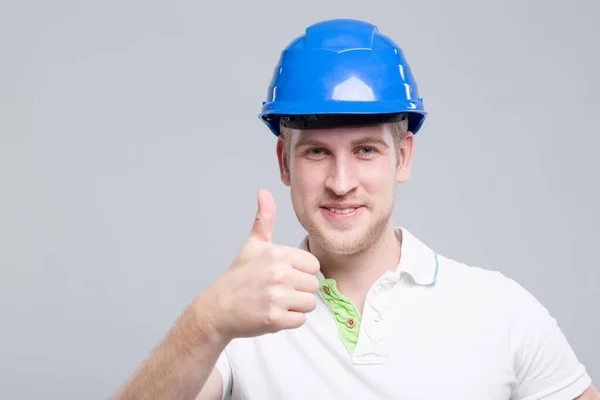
[259,19,427,136]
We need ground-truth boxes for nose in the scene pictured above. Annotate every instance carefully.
[324,154,358,196]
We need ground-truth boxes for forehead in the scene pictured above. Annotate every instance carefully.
[290,124,391,147]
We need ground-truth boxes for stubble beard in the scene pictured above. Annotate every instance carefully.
[293,190,396,256]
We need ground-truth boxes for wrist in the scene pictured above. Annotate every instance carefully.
[188,289,231,347]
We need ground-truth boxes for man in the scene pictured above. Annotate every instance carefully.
[111,19,598,399]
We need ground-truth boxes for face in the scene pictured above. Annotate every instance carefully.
[276,124,414,255]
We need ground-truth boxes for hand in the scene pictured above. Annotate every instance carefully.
[201,189,320,342]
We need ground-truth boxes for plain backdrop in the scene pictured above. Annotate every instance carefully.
[1,0,598,398]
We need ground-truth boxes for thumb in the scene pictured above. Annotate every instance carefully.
[249,189,276,242]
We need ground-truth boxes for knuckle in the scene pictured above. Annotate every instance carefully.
[264,287,279,304]
[263,286,287,310]
[267,264,287,285]
[263,307,281,329]
[310,276,320,292]
[292,313,307,328]
[308,255,320,273]
[264,246,285,262]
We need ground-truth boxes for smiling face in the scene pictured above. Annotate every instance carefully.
[277,123,414,255]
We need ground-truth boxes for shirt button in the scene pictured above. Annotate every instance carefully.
[322,286,331,295]
[346,317,356,328]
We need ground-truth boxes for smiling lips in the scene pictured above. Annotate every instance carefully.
[320,204,365,221]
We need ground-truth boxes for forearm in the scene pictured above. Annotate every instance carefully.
[110,294,228,400]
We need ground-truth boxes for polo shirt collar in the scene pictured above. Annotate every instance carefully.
[394,227,439,285]
[298,226,439,286]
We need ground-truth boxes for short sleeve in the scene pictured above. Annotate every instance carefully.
[506,278,592,400]
[215,350,233,400]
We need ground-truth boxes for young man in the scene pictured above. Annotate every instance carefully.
[111,19,598,400]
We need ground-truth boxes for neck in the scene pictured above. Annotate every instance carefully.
[309,222,402,312]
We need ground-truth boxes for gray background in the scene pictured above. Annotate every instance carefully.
[1,0,598,398]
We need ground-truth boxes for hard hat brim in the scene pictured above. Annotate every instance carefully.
[259,100,427,136]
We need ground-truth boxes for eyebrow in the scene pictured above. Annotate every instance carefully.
[294,136,390,149]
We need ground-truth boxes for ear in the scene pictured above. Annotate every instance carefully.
[276,135,291,187]
[396,132,414,184]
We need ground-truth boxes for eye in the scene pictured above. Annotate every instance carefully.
[357,146,378,157]
[361,147,374,154]
[303,147,329,159]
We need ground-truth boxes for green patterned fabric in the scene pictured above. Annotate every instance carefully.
[319,278,362,354]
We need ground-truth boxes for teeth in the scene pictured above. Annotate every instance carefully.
[329,208,356,214]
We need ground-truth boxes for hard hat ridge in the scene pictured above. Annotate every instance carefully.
[259,18,427,136]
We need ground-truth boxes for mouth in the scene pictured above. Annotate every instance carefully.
[323,207,359,214]
[319,205,365,221]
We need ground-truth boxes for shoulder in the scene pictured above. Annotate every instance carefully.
[435,254,591,399]
[430,252,559,339]
[434,252,549,316]
[433,252,523,300]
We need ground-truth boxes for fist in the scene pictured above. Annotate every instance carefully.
[205,189,321,341]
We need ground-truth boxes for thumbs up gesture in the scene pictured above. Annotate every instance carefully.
[203,190,321,342]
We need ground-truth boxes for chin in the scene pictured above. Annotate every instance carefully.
[296,206,393,255]
[310,224,371,255]
[321,238,368,255]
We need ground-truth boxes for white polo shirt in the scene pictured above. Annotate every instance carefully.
[215,227,592,399]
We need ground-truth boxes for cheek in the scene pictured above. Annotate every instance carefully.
[358,161,397,192]
[290,163,322,197]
